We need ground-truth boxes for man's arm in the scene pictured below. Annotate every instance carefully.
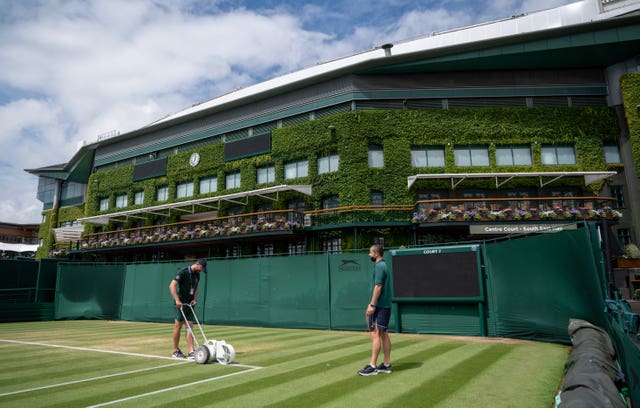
[169,280,182,308]
[366,284,382,316]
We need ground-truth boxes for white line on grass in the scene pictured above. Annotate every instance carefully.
[0,339,179,360]
[86,366,263,408]
[0,339,260,369]
[0,362,187,397]
[0,338,263,400]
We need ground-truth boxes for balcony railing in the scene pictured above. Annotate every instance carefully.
[54,196,621,256]
[411,196,621,223]
[77,209,304,251]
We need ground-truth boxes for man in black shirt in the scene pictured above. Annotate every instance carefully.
[169,259,207,359]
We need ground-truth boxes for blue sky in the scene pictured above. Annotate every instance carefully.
[0,0,575,224]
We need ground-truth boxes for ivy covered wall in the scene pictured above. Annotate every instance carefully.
[79,106,620,235]
[621,72,640,177]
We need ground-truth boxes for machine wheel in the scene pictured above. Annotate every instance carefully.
[194,345,210,364]
[216,343,235,365]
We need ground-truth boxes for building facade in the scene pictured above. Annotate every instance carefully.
[26,0,640,264]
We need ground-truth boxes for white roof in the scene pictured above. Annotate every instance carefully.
[407,171,618,189]
[151,0,640,127]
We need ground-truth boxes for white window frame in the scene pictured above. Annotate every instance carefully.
[318,154,339,174]
[496,145,532,166]
[604,143,621,164]
[226,172,241,189]
[368,145,384,168]
[200,176,217,194]
[411,146,445,167]
[176,181,194,198]
[156,186,169,202]
[454,145,490,167]
[284,160,309,180]
[99,198,109,211]
[134,191,144,205]
[115,194,128,208]
[541,144,576,165]
[257,166,275,184]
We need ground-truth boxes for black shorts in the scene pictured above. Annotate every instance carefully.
[368,307,391,332]
[174,304,195,322]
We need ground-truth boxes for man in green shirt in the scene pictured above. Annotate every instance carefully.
[358,244,393,376]
[169,259,207,359]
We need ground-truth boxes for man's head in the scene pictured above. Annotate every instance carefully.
[369,244,384,262]
[193,259,207,273]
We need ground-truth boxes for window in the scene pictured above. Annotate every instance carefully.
[496,145,532,166]
[610,186,625,208]
[99,198,109,211]
[454,145,489,166]
[60,181,87,200]
[176,181,194,198]
[368,145,384,168]
[157,186,168,202]
[287,199,306,222]
[318,154,339,174]
[134,191,144,205]
[506,190,531,210]
[257,166,275,184]
[200,176,217,194]
[256,244,274,257]
[617,228,632,248]
[115,194,128,208]
[322,237,342,254]
[461,191,487,209]
[604,143,621,164]
[417,190,446,212]
[284,160,308,179]
[541,144,576,165]
[226,172,241,189]
[411,146,445,167]
[322,195,339,209]
[37,177,57,205]
[288,241,306,255]
[371,191,384,206]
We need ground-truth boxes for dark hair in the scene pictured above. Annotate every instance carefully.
[371,244,384,257]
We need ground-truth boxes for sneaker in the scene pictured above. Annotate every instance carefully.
[187,351,195,360]
[172,348,185,359]
[376,363,392,374]
[357,364,378,376]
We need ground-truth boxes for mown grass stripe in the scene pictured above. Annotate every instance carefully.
[148,339,455,408]
[4,363,247,408]
[0,362,186,397]
[260,341,468,407]
[389,343,516,406]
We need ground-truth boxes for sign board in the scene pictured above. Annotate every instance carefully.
[469,223,578,235]
[390,245,481,299]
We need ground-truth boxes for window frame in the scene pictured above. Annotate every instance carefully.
[284,159,309,180]
[541,144,576,165]
[176,181,194,199]
[454,145,490,167]
[318,153,339,174]
[368,145,384,168]
[199,176,218,194]
[410,145,445,168]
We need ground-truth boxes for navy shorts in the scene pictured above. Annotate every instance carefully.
[368,307,391,332]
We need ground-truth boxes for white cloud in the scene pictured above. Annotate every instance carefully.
[0,0,580,225]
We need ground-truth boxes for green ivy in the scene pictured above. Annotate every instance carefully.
[621,73,640,177]
[83,106,620,225]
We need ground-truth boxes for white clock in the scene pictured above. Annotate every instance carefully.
[189,152,200,167]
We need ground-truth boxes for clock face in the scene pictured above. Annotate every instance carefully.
[189,152,200,167]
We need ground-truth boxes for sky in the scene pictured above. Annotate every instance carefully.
[0,0,577,225]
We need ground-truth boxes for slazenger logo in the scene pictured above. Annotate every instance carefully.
[339,259,361,271]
